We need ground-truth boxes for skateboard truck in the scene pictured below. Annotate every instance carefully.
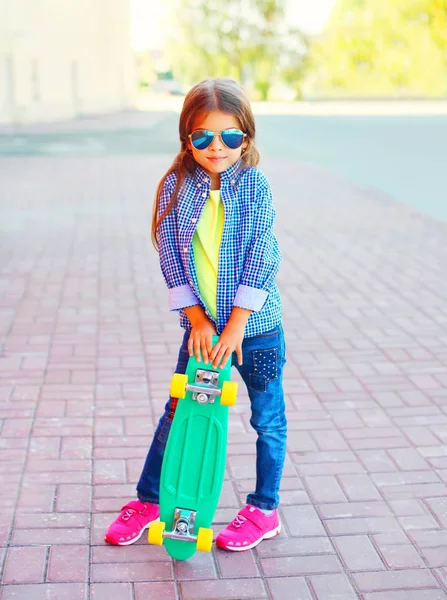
[164,508,198,542]
[149,506,214,552]
[190,369,220,405]
[170,370,237,408]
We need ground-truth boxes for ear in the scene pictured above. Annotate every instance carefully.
[185,137,193,154]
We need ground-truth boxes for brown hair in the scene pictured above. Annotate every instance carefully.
[151,78,260,250]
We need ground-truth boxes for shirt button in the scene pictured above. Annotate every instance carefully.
[189,280,193,285]
[231,179,236,184]
[183,247,188,252]
[202,192,206,197]
[197,183,201,187]
[191,218,196,223]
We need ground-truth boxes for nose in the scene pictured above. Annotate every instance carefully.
[209,133,224,151]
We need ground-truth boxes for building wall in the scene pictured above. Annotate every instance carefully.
[0,0,136,126]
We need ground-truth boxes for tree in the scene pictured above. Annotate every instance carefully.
[308,0,447,97]
[163,0,308,100]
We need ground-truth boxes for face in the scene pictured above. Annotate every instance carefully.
[187,111,248,189]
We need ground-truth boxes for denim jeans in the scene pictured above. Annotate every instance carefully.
[136,324,287,510]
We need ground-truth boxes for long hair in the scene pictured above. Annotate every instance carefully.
[151,78,260,250]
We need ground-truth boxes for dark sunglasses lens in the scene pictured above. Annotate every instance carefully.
[221,129,244,149]
[191,130,213,150]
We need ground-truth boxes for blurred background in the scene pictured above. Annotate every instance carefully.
[135,0,447,103]
[1,0,446,220]
[1,0,447,126]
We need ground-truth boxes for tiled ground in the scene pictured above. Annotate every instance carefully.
[1,134,447,599]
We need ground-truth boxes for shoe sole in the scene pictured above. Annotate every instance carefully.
[104,517,159,546]
[217,522,281,552]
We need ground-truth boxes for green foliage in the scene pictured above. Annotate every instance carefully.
[163,0,307,100]
[309,0,447,96]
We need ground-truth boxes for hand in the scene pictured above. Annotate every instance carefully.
[209,307,251,369]
[209,324,244,369]
[184,306,216,364]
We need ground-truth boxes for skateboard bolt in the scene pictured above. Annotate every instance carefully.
[197,393,208,404]
[177,521,188,533]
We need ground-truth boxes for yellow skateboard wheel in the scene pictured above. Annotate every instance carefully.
[148,521,165,545]
[220,381,238,406]
[196,527,213,552]
[170,373,188,399]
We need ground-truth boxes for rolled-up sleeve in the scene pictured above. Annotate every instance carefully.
[158,179,199,311]
[233,179,281,312]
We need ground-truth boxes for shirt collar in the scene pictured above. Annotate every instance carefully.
[193,159,244,186]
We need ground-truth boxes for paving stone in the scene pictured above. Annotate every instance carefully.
[255,536,334,558]
[281,505,326,537]
[317,501,392,520]
[333,535,385,571]
[377,544,426,569]
[175,551,218,580]
[214,547,259,579]
[134,582,178,600]
[2,546,46,584]
[46,545,89,582]
[0,583,88,599]
[179,578,268,599]
[90,583,133,600]
[308,573,359,599]
[90,561,173,582]
[304,475,348,503]
[352,568,439,592]
[337,474,382,501]
[267,577,312,600]
[260,555,341,577]
[362,592,447,600]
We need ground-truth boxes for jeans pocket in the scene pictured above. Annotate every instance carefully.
[249,348,278,392]
[256,326,280,339]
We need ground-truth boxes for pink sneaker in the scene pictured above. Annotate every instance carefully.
[104,500,160,546]
[216,505,280,551]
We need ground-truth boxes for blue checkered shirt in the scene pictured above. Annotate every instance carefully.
[157,159,282,338]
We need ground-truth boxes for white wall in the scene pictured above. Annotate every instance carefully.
[0,0,137,126]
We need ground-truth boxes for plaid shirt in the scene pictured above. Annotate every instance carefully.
[157,159,282,338]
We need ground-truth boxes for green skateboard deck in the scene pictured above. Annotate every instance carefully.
[148,336,237,560]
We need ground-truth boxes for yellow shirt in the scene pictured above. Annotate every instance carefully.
[192,190,224,320]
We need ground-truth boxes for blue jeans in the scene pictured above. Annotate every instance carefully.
[136,325,287,510]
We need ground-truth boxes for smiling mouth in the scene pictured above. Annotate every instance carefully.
[207,156,226,162]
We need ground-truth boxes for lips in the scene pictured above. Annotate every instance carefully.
[207,157,226,163]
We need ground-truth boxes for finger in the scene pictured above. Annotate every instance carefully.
[236,344,243,366]
[201,337,209,364]
[212,346,227,369]
[219,348,232,369]
[209,342,221,362]
[188,334,194,357]
[205,335,213,358]
[194,336,201,362]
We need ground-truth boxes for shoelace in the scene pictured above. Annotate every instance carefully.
[120,506,138,521]
[231,515,247,529]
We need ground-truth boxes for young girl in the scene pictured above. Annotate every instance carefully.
[105,78,287,552]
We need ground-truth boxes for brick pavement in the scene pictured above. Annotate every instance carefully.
[1,134,447,599]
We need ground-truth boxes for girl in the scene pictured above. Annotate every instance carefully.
[105,78,287,552]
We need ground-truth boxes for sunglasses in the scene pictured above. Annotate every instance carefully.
[188,128,247,150]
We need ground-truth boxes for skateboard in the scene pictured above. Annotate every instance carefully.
[148,336,237,560]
